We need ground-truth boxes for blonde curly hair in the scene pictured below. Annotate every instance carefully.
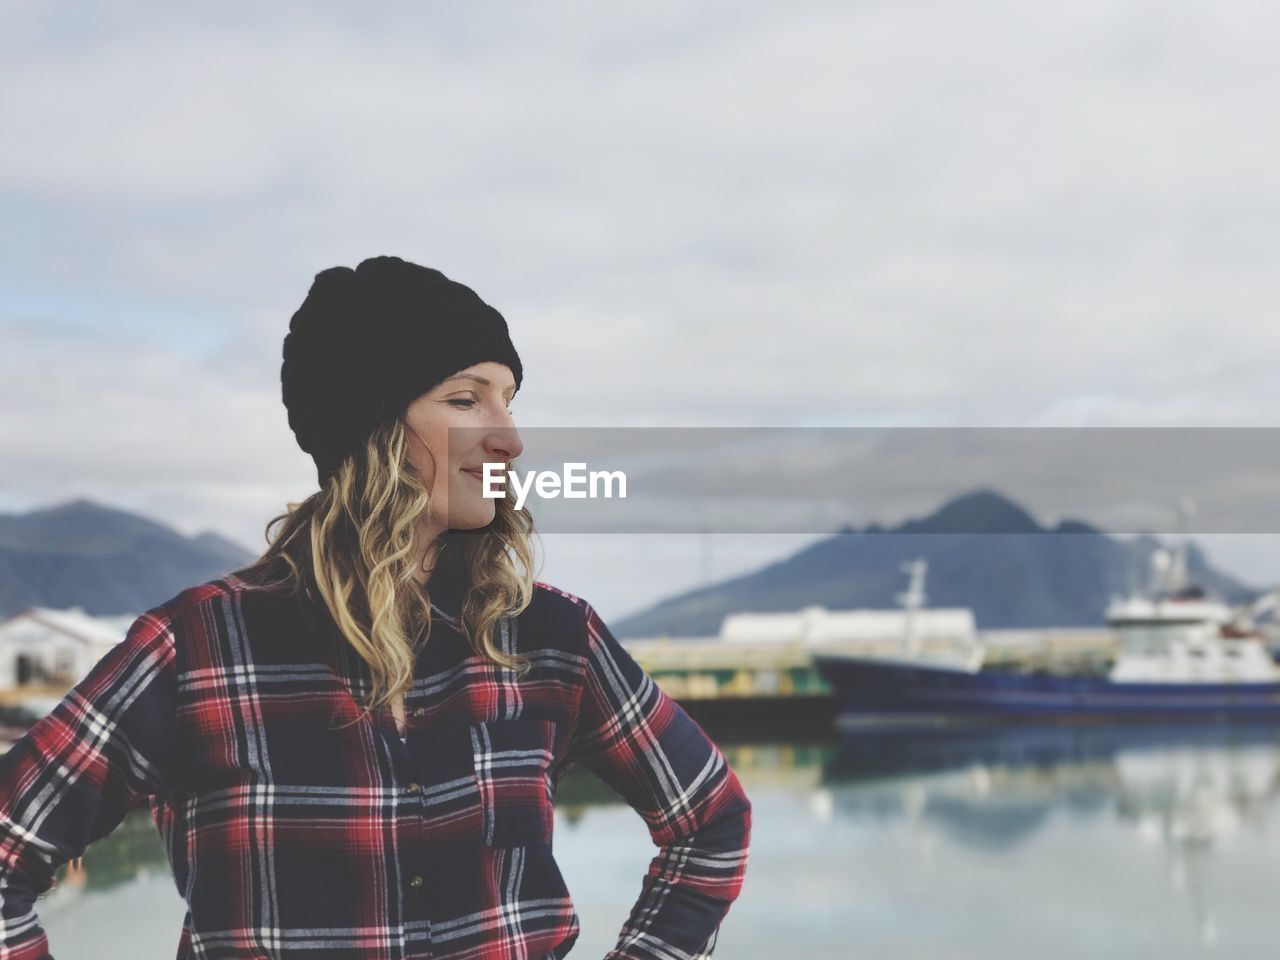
[234,414,537,725]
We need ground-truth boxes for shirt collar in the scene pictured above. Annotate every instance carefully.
[424,559,466,620]
[265,552,466,626]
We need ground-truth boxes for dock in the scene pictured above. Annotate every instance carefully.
[623,628,1120,736]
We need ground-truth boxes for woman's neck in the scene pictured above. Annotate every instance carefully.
[411,534,446,588]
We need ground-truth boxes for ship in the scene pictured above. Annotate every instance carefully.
[813,519,1280,730]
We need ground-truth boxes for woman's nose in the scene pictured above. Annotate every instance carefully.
[485,415,523,461]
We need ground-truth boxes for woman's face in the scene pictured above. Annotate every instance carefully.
[402,361,523,535]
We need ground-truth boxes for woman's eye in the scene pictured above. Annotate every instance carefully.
[446,399,514,412]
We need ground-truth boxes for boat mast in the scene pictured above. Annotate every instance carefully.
[1167,496,1196,596]
[896,558,928,658]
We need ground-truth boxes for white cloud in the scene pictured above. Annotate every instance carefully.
[4,0,1280,602]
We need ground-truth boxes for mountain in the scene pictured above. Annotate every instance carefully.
[0,498,257,617]
[610,488,1262,638]
[4,490,1259,639]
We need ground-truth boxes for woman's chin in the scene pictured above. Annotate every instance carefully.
[448,507,498,530]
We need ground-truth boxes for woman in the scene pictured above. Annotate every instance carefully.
[0,256,751,960]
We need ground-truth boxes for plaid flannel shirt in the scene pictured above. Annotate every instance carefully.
[0,559,751,959]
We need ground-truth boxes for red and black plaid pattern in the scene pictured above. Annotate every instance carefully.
[0,564,751,959]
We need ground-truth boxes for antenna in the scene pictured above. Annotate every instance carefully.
[1169,496,1196,594]
[895,558,928,610]
[695,498,714,635]
[1149,549,1172,597]
[895,558,928,657]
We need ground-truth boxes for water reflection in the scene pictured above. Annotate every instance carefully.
[42,723,1280,956]
[48,804,173,891]
[817,723,1280,946]
[820,725,1280,847]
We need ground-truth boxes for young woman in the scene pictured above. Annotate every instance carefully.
[0,256,752,960]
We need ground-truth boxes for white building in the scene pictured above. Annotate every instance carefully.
[0,607,134,692]
[718,604,977,648]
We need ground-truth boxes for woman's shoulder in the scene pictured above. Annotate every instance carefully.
[524,580,622,645]
[526,580,599,631]
[130,559,294,637]
[529,578,587,611]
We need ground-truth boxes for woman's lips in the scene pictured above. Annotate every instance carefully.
[463,468,484,481]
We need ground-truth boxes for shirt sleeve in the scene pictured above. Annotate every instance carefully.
[0,607,178,959]
[561,600,752,960]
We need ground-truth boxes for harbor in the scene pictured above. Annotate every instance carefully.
[4,526,1280,958]
[4,547,1279,744]
[26,719,1280,959]
[623,623,1121,735]
[622,543,1280,737]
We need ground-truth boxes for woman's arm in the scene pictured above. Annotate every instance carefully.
[561,600,752,960]
[0,607,178,959]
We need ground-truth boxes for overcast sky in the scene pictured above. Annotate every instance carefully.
[3,2,1279,619]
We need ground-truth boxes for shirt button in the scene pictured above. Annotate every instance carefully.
[409,875,424,890]
[411,707,427,718]
[404,782,421,796]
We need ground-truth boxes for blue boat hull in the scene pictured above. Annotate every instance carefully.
[812,655,1280,729]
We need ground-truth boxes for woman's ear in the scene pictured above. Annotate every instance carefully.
[401,417,426,453]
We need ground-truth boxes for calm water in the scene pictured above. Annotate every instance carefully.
[35,723,1280,959]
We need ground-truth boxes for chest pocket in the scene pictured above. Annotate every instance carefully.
[469,717,558,848]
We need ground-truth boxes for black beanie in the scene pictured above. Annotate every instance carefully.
[281,255,524,486]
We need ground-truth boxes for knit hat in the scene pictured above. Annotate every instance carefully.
[281,255,523,486]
